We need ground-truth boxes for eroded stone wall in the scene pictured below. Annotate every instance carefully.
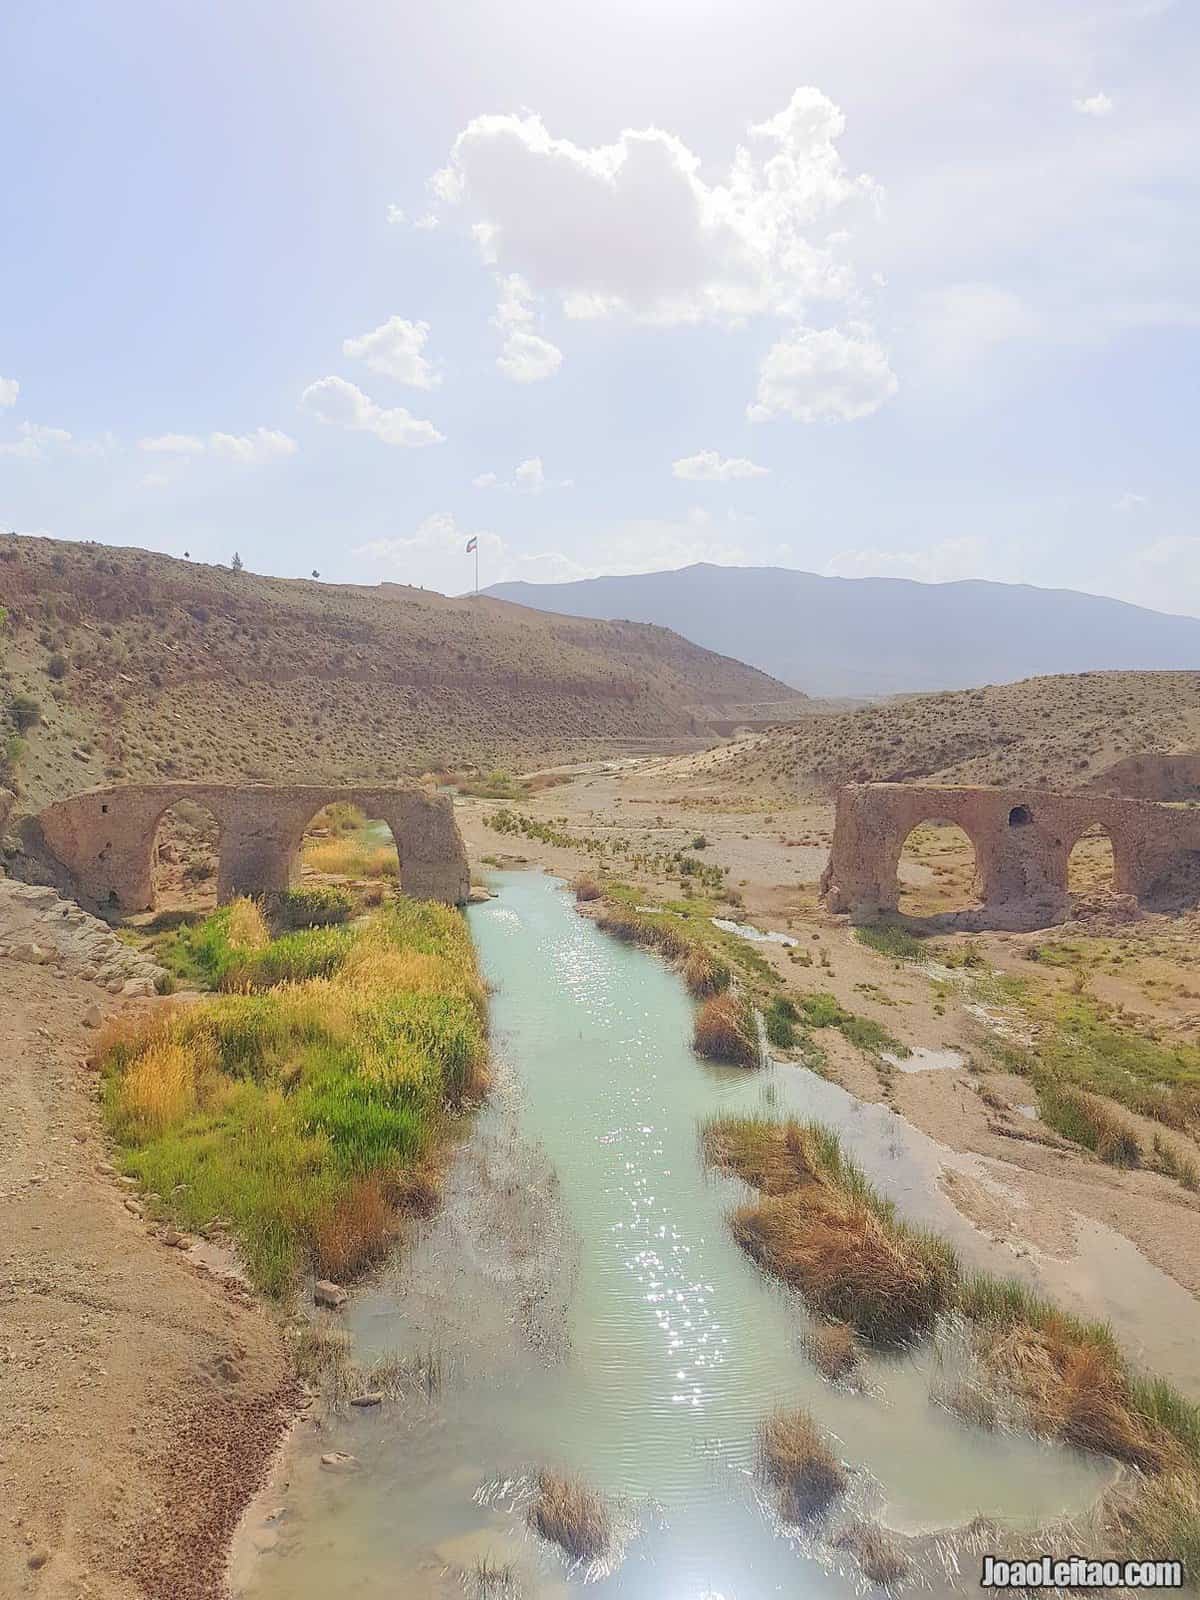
[820,782,1200,924]
[36,782,470,913]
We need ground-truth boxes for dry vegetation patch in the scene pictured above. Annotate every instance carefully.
[526,1471,612,1564]
[705,1115,957,1343]
[692,992,759,1066]
[757,1409,847,1523]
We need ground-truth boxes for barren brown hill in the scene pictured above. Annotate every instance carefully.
[0,534,804,811]
[662,671,1200,799]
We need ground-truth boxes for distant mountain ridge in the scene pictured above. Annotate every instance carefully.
[484,564,1200,696]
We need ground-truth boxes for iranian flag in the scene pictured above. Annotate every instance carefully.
[465,536,478,553]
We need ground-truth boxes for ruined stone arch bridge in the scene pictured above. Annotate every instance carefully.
[821,782,1200,926]
[35,782,470,914]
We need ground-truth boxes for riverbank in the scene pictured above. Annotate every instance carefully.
[455,759,1200,1331]
[232,870,1200,1598]
[0,955,294,1600]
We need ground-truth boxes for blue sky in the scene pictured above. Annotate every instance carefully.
[2,0,1197,613]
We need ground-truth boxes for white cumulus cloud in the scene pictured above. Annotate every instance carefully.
[749,325,898,423]
[210,428,297,463]
[492,275,562,383]
[0,376,18,408]
[474,456,568,494]
[138,433,206,455]
[0,422,76,461]
[672,450,768,482]
[136,428,296,463]
[432,87,877,327]
[300,376,444,447]
[342,316,441,388]
[1073,92,1114,117]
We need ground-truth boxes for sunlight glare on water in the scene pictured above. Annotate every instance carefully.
[234,872,1117,1600]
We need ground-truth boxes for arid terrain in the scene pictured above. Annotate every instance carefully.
[664,670,1200,798]
[4,538,1200,1596]
[458,756,1200,1365]
[0,534,804,813]
[0,957,294,1600]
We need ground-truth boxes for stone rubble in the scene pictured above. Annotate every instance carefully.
[0,878,167,994]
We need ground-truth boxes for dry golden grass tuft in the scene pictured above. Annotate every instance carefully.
[732,1189,956,1344]
[225,896,269,949]
[757,1408,847,1522]
[833,1520,909,1586]
[702,1116,822,1195]
[526,1471,612,1564]
[692,992,758,1066]
[804,1322,860,1382]
[573,876,602,903]
[977,1320,1166,1470]
[303,836,399,879]
[683,945,732,998]
[312,1175,396,1282]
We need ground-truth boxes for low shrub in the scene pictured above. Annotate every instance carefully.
[1038,1083,1141,1166]
[8,692,41,732]
[273,884,353,928]
[855,923,928,961]
[573,876,602,903]
[693,992,758,1066]
[798,992,908,1060]
[764,996,799,1049]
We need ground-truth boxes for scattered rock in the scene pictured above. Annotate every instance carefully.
[83,1003,104,1028]
[27,1549,51,1570]
[349,1392,383,1408]
[319,1451,360,1473]
[313,1279,348,1310]
[0,879,167,990]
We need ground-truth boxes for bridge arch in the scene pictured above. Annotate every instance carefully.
[35,782,469,915]
[822,782,1200,928]
[894,818,984,919]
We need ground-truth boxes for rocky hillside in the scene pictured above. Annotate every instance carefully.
[0,534,804,812]
[664,671,1200,799]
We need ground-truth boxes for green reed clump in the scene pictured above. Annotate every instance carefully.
[100,896,485,1294]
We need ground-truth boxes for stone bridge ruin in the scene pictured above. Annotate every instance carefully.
[35,782,470,914]
[821,782,1200,925]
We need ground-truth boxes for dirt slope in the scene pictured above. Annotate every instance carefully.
[661,671,1200,798]
[0,534,804,812]
[0,964,293,1600]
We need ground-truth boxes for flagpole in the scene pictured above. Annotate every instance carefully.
[475,540,479,596]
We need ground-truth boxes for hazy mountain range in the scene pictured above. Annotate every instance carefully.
[484,565,1200,696]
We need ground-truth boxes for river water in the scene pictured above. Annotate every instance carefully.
[232,872,1166,1599]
